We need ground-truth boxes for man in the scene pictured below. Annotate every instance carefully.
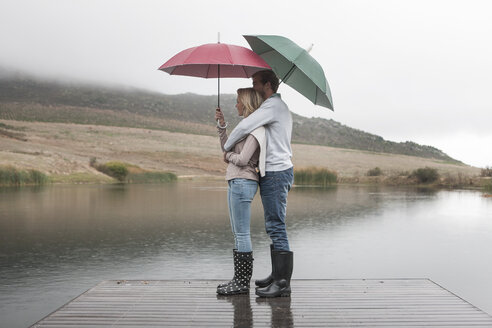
[223,70,294,298]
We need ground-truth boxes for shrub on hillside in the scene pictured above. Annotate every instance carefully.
[367,167,383,176]
[480,166,492,177]
[89,157,97,167]
[91,160,129,182]
[411,167,439,184]
[0,166,49,186]
[90,158,176,183]
[294,167,337,186]
[98,162,128,182]
[28,169,49,185]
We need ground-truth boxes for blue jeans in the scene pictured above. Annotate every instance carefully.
[259,167,294,251]
[228,178,258,252]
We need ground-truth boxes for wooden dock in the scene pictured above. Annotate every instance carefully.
[32,279,492,327]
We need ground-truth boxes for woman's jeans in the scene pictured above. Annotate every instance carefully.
[259,167,294,251]
[228,178,258,252]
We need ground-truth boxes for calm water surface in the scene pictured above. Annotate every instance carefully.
[1,182,491,327]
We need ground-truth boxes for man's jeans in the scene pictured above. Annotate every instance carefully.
[259,167,294,251]
[228,178,258,252]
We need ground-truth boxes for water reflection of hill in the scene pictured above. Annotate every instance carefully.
[0,182,440,273]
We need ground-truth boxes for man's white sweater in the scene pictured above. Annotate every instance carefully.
[224,93,293,172]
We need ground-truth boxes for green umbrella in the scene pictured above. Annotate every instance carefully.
[243,35,334,110]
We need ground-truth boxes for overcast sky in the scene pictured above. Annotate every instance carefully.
[1,0,491,167]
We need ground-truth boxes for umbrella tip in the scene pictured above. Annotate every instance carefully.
[218,32,220,44]
[306,43,314,53]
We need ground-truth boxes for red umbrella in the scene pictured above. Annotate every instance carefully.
[158,43,271,108]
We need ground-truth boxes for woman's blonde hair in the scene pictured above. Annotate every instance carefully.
[237,88,263,118]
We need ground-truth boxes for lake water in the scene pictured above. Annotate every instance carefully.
[1,182,491,327]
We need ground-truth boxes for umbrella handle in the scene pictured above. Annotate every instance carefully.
[216,119,227,129]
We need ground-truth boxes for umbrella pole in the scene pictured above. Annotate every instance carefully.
[218,64,220,108]
[217,33,221,109]
[280,64,296,86]
[216,64,220,126]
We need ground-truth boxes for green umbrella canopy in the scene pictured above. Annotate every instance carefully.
[243,35,334,110]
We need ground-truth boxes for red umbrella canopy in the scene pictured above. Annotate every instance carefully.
[159,43,271,78]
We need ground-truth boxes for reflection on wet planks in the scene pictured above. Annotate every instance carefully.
[32,279,492,327]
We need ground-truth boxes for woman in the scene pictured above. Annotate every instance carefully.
[215,87,265,296]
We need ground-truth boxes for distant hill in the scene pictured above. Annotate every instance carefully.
[0,70,457,162]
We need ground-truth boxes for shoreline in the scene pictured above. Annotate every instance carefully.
[2,171,491,194]
[1,119,488,191]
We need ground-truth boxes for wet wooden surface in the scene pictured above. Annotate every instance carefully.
[32,279,492,327]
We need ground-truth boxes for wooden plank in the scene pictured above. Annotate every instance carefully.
[31,279,492,327]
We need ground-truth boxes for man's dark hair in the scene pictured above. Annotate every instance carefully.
[254,70,280,93]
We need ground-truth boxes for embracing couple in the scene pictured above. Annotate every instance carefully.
[215,70,294,298]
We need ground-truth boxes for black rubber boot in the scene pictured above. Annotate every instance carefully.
[217,249,237,289]
[217,251,253,295]
[255,244,274,288]
[255,250,293,298]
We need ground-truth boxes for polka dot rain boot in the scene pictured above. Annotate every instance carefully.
[217,251,253,295]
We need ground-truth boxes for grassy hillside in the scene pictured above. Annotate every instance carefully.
[0,71,457,162]
[0,120,482,186]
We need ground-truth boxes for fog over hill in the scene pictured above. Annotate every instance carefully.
[0,69,458,162]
